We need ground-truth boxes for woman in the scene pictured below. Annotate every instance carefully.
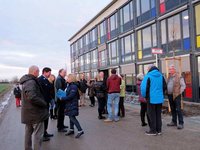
[94,74,106,119]
[57,74,84,138]
[118,74,125,117]
[137,73,150,127]
[88,79,95,107]
[48,74,57,119]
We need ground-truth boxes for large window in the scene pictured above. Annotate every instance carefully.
[108,13,118,40]
[137,0,156,24]
[79,55,84,72]
[160,0,188,15]
[75,59,79,72]
[108,40,118,65]
[98,50,107,67]
[90,27,97,49]
[120,1,134,33]
[161,10,190,53]
[91,49,98,69]
[137,24,157,59]
[85,53,90,70]
[78,38,84,54]
[98,21,106,45]
[195,4,200,48]
[121,34,135,63]
[84,32,90,52]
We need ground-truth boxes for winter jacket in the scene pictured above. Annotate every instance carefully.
[141,67,167,104]
[120,79,126,97]
[94,81,107,98]
[20,74,49,124]
[107,74,121,94]
[137,80,146,103]
[61,82,79,116]
[38,75,51,103]
[88,80,95,97]
[14,86,21,98]
[79,79,88,93]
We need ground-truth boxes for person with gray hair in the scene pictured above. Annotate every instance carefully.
[167,64,186,129]
[20,65,49,150]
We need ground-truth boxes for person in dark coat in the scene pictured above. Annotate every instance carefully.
[38,67,54,141]
[79,73,88,106]
[94,74,107,119]
[57,74,84,138]
[88,79,95,107]
[55,69,68,132]
[13,83,21,107]
[20,65,49,150]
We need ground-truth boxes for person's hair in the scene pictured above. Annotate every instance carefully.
[58,68,64,74]
[28,65,39,75]
[137,73,144,81]
[169,64,176,70]
[68,74,76,82]
[42,67,51,74]
[95,74,101,81]
[111,68,116,74]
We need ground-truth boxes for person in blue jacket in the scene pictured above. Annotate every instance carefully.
[57,74,84,138]
[141,64,167,136]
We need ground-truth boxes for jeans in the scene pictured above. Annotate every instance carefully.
[69,116,82,132]
[147,102,162,133]
[107,93,120,120]
[168,94,184,125]
[25,122,44,150]
[49,99,55,110]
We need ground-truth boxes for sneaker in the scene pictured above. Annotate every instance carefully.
[75,131,84,138]
[177,124,184,130]
[98,116,106,120]
[167,122,177,126]
[142,123,148,127]
[157,132,162,135]
[114,118,120,122]
[104,118,113,122]
[65,130,74,136]
[42,136,50,142]
[145,131,157,136]
[58,128,68,132]
[44,132,54,137]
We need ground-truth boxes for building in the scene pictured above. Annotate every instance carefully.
[69,0,200,103]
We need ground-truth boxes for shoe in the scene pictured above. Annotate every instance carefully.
[104,118,113,122]
[58,128,68,132]
[89,104,94,107]
[43,136,50,142]
[114,118,120,122]
[44,133,54,137]
[167,122,177,126]
[142,123,147,127]
[145,131,157,136]
[63,125,68,128]
[177,124,184,130]
[157,132,162,135]
[75,131,84,138]
[98,116,106,120]
[65,130,74,136]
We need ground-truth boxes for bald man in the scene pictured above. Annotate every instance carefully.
[20,65,49,150]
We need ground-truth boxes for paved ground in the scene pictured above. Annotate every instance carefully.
[0,92,200,150]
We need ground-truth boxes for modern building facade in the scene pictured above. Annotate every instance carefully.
[69,0,200,103]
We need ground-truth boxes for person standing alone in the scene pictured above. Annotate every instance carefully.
[14,83,21,107]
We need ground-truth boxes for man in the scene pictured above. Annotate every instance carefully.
[79,73,88,106]
[13,83,21,107]
[104,69,121,122]
[20,65,49,150]
[141,65,167,136]
[38,67,53,141]
[55,69,68,132]
[167,65,186,129]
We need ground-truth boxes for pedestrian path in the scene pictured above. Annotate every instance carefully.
[0,94,200,150]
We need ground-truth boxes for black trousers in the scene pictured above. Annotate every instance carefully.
[57,100,66,129]
[140,102,150,125]
[147,102,162,133]
[89,96,95,105]
[118,97,125,117]
[44,117,49,135]
[97,97,106,117]
[168,94,184,125]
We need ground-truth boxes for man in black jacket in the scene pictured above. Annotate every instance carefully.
[38,67,54,141]
[20,65,49,150]
[79,73,88,106]
[55,69,68,132]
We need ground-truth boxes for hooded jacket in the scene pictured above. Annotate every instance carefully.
[20,74,49,124]
[107,74,121,94]
[141,67,167,104]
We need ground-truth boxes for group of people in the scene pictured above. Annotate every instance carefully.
[137,64,186,136]
[18,63,186,150]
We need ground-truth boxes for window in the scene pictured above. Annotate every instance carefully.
[75,59,79,72]
[195,4,200,48]
[120,1,134,33]
[91,49,98,69]
[98,21,106,44]
[90,27,97,49]
[108,13,118,40]
[108,40,118,65]
[121,34,135,63]
[79,55,84,71]
[99,50,107,67]
[137,0,156,24]
[85,53,90,70]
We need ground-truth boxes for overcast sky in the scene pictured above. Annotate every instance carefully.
[0,0,111,80]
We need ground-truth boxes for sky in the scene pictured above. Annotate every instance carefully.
[0,0,111,81]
